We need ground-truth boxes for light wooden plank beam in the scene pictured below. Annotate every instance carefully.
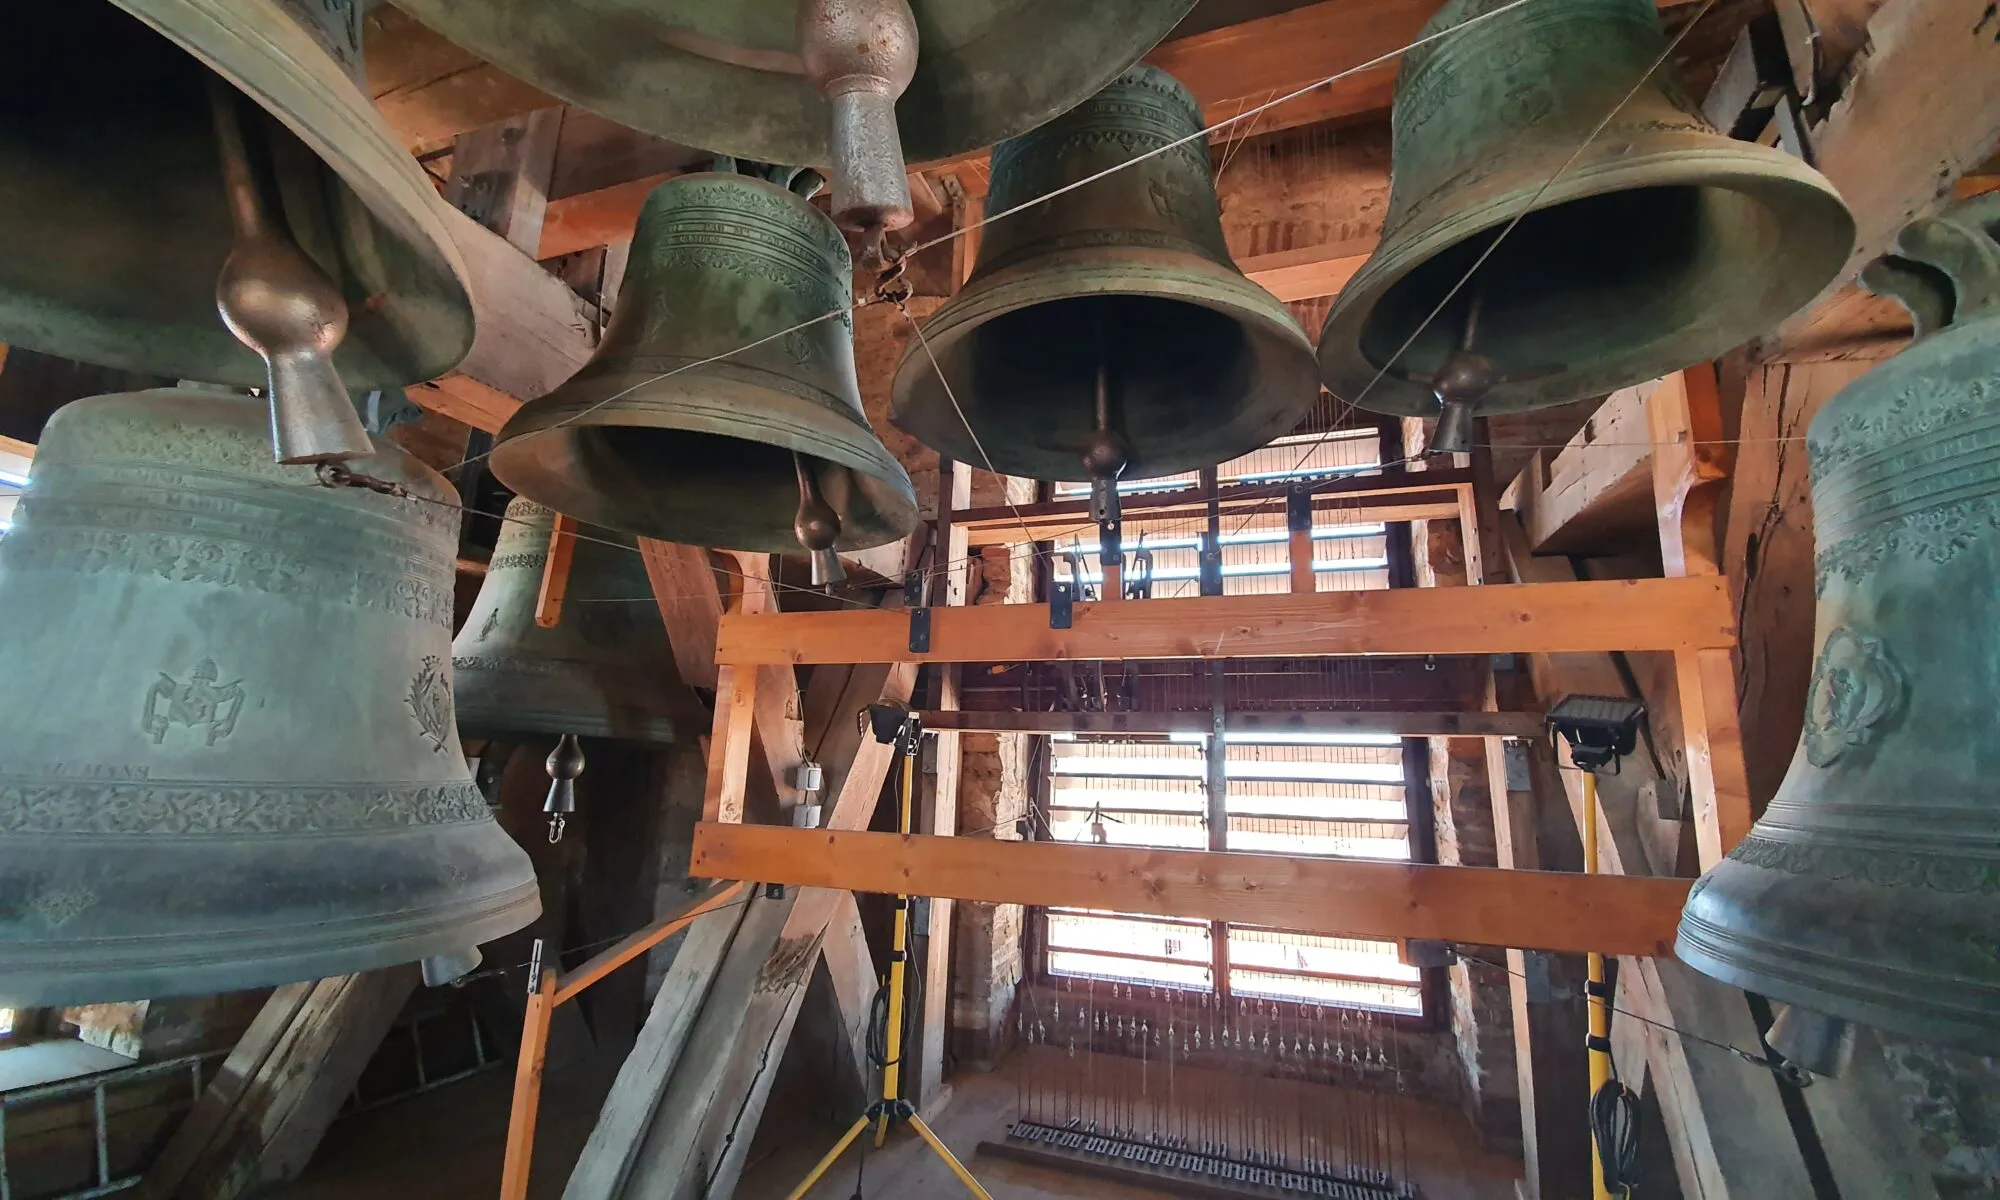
[405,204,595,432]
[689,824,1692,957]
[1508,381,1662,555]
[714,577,1738,666]
[918,709,1547,738]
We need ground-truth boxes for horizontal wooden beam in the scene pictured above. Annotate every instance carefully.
[1238,243,1373,303]
[920,709,1547,738]
[689,824,1692,956]
[959,468,1470,545]
[714,577,1737,666]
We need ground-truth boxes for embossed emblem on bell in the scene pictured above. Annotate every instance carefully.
[487,173,919,557]
[1676,194,2000,1057]
[1316,0,1855,449]
[453,497,705,745]
[379,0,1196,238]
[889,66,1321,487]
[0,1,473,443]
[0,389,539,1005]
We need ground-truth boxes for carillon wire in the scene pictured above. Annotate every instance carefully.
[427,0,1554,489]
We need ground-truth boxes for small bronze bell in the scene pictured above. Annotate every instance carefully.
[0,389,539,1005]
[454,497,706,745]
[890,66,1320,488]
[487,173,919,556]
[0,1,472,403]
[1676,194,2000,1057]
[1317,0,1854,449]
[383,0,1195,238]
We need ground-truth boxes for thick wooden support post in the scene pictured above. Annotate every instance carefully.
[638,541,723,690]
[141,969,419,1200]
[534,512,578,628]
[444,107,562,256]
[1649,366,1753,865]
[1485,701,1592,1199]
[565,897,754,1200]
[500,967,559,1200]
[916,463,971,1112]
[703,665,759,825]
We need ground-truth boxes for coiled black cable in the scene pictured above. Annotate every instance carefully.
[1591,1077,1641,1197]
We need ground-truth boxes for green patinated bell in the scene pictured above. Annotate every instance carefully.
[487,174,918,553]
[381,0,1195,188]
[1677,195,2000,1057]
[890,66,1320,483]
[1318,0,1853,425]
[0,0,472,388]
[0,390,539,1005]
[454,498,706,745]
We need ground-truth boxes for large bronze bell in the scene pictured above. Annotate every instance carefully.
[1676,194,2000,1058]
[1317,0,1854,450]
[487,173,919,559]
[454,498,705,745]
[382,0,1195,238]
[0,1,472,398]
[890,66,1320,488]
[0,389,539,1005]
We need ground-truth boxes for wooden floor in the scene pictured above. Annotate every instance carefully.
[736,1068,1523,1200]
[274,1048,1519,1200]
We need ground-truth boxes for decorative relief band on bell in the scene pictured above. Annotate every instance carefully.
[1802,626,1906,767]
[1725,834,2000,894]
[650,236,849,314]
[0,523,457,629]
[0,778,491,835]
[649,180,849,260]
[1814,494,2000,594]
[990,129,1209,212]
[487,552,550,574]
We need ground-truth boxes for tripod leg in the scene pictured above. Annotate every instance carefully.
[784,1114,874,1200]
[906,1114,996,1200]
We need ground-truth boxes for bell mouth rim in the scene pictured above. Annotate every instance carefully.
[1317,141,1855,418]
[0,877,540,1008]
[1677,870,2000,1056]
[382,0,1198,168]
[889,250,1321,481]
[488,369,921,553]
[69,0,476,388]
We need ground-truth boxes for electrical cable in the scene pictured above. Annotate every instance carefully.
[1591,1072,1642,1198]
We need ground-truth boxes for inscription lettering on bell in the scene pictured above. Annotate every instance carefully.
[142,659,244,747]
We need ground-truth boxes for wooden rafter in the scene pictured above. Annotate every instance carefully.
[918,708,1547,738]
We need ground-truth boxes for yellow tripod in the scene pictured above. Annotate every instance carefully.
[784,707,992,1200]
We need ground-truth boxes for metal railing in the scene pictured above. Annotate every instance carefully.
[0,1050,227,1200]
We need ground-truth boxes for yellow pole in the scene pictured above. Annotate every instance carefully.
[875,732,918,1146]
[1584,770,1612,1200]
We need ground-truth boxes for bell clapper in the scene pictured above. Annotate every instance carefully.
[544,733,584,844]
[793,451,848,591]
[205,74,372,466]
[1401,290,1563,456]
[1082,321,1132,576]
[799,0,918,242]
